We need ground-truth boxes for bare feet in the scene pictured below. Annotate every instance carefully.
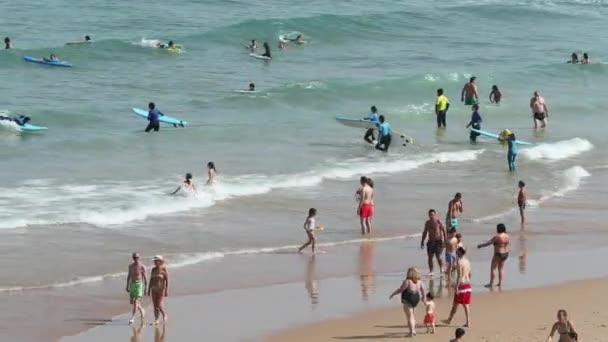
[484,283,493,288]
[442,319,451,326]
[152,320,159,326]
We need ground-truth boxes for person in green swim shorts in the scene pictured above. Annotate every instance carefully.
[461,77,479,105]
[126,252,147,324]
[446,193,463,230]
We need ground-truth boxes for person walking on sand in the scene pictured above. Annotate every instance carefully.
[357,176,374,235]
[446,193,463,230]
[435,88,450,128]
[126,252,147,324]
[298,208,319,254]
[547,309,578,342]
[445,227,459,283]
[530,91,549,129]
[518,181,527,226]
[423,292,436,334]
[444,247,472,327]
[148,255,169,325]
[461,77,479,105]
[421,209,446,276]
[451,327,466,341]
[477,223,510,287]
[206,161,217,185]
[389,267,426,337]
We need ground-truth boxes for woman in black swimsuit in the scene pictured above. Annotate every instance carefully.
[390,267,425,337]
[547,309,578,341]
[478,223,510,288]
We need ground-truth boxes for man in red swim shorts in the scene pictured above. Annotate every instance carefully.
[444,247,472,327]
[357,177,374,235]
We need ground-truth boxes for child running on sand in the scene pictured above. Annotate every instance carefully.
[298,208,318,254]
[423,292,436,334]
[518,180,527,226]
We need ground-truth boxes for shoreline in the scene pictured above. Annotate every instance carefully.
[266,277,608,341]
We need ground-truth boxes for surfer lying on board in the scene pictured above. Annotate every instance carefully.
[465,104,482,144]
[0,115,30,126]
[43,54,58,62]
[375,115,391,152]
[171,173,197,195]
[145,102,164,132]
[262,42,271,59]
[363,106,380,144]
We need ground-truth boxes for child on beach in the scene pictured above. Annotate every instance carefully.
[518,181,527,226]
[298,208,318,254]
[423,292,436,334]
[451,327,466,341]
[489,85,502,104]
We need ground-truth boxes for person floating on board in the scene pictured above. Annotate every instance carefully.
[262,42,271,59]
[465,104,482,144]
[461,76,479,106]
[157,40,174,49]
[489,85,502,104]
[247,39,257,52]
[363,105,380,144]
[435,88,450,128]
[499,129,518,172]
[43,54,58,62]
[567,52,579,64]
[171,173,197,195]
[145,102,164,132]
[375,115,391,152]
[4,36,12,49]
[248,83,255,91]
[0,114,30,126]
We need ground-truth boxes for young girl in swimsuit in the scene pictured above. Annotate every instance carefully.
[206,162,217,185]
[171,173,196,195]
[147,256,169,325]
[477,223,510,287]
[547,309,578,341]
[389,267,425,337]
[298,208,318,254]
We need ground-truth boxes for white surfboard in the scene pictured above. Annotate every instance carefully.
[249,53,271,60]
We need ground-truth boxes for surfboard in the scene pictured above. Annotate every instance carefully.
[131,108,188,127]
[249,53,271,60]
[336,116,414,146]
[233,90,257,94]
[279,34,307,45]
[66,41,91,45]
[23,56,73,68]
[470,128,533,145]
[0,120,47,132]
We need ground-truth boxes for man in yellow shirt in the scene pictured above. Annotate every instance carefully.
[435,88,450,128]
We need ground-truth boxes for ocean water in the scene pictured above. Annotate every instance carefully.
[1,0,608,339]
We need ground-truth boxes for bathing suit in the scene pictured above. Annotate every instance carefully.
[359,203,373,218]
[454,283,472,305]
[401,287,421,307]
[426,239,443,257]
[495,252,509,261]
[424,312,435,325]
[534,112,546,121]
[445,215,458,229]
[445,251,457,266]
[464,96,478,105]
[518,200,526,209]
[129,280,143,303]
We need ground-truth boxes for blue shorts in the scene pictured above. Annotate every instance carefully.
[445,252,457,266]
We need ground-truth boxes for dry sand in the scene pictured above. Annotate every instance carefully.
[267,277,608,341]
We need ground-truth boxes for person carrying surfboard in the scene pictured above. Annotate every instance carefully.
[375,115,391,152]
[363,106,380,144]
[499,130,518,172]
[145,102,164,132]
[465,104,482,144]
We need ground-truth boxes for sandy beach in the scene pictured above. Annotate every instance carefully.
[267,277,608,342]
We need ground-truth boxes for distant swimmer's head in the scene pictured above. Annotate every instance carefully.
[456,246,466,257]
[360,176,368,185]
[207,161,216,171]
[472,104,479,111]
[492,85,498,91]
[496,223,507,234]
[249,83,255,91]
[251,39,256,44]
[308,207,317,217]
[185,173,193,180]
[371,105,377,113]
[168,41,174,47]
[437,88,444,96]
[518,180,525,188]
[379,115,385,123]
[85,35,91,41]
[148,102,155,110]
[406,267,420,282]
[4,37,9,44]
[533,90,540,97]
[583,52,589,59]
[469,76,476,83]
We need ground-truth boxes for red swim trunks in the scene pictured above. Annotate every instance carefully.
[359,203,373,218]
[424,313,435,325]
[454,283,472,305]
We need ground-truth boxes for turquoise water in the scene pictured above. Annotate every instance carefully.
[1,0,607,292]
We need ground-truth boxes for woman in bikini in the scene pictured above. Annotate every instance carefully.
[547,309,578,341]
[477,223,510,287]
[390,267,425,337]
[147,255,169,325]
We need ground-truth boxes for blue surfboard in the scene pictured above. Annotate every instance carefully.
[470,128,533,145]
[132,108,187,127]
[24,56,73,68]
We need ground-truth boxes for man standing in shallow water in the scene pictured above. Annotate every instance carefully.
[530,91,549,129]
[126,252,147,324]
[421,209,446,276]
[446,193,463,230]
[461,77,479,105]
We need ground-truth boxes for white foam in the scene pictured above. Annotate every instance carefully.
[0,233,420,292]
[135,38,162,48]
[521,138,593,161]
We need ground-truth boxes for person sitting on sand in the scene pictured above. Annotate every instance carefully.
[390,267,425,337]
[423,292,436,334]
[547,309,578,342]
[477,223,510,287]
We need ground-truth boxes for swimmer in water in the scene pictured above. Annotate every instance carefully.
[489,85,502,104]
[248,83,255,91]
[567,52,579,64]
[262,42,271,58]
[248,39,257,52]
[518,180,527,226]
[581,52,590,64]
[171,173,197,195]
[157,40,174,49]
[43,54,58,62]
[206,161,217,185]
[4,36,12,49]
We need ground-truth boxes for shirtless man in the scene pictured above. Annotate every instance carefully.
[126,252,147,324]
[444,247,472,327]
[461,77,479,106]
[357,177,374,235]
[446,193,463,230]
[421,209,447,276]
[530,91,549,129]
[445,227,459,283]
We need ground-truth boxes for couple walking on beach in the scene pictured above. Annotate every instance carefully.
[126,253,169,326]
